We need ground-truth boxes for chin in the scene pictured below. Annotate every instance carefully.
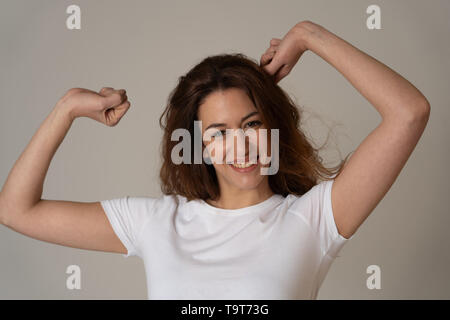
[231,180,262,191]
[235,175,266,189]
[216,164,267,191]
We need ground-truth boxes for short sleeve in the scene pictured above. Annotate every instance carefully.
[320,179,353,257]
[100,196,153,258]
[288,179,353,258]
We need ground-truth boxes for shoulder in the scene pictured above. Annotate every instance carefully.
[285,180,332,206]
[108,193,181,221]
[283,180,334,223]
[133,193,181,212]
[126,193,210,214]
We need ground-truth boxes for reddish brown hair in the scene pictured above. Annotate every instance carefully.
[159,53,352,201]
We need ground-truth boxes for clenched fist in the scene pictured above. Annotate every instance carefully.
[260,21,313,83]
[57,87,131,126]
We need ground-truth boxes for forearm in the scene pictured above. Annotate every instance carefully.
[299,22,430,121]
[0,101,74,221]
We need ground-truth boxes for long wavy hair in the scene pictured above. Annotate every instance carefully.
[159,53,352,201]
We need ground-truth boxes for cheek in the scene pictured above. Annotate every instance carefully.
[205,140,227,162]
[255,129,272,157]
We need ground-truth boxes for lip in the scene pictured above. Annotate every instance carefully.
[228,155,259,173]
[229,162,258,173]
[227,154,259,164]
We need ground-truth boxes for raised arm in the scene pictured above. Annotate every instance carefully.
[260,21,430,239]
[0,87,131,254]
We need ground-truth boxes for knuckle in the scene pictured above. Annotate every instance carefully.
[67,88,81,95]
[101,87,113,94]
[270,38,280,44]
[296,20,313,29]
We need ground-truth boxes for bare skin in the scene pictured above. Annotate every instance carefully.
[0,87,131,254]
[198,88,274,210]
[260,21,430,239]
[0,20,430,255]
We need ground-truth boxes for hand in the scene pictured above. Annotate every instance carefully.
[260,21,312,83]
[57,87,131,126]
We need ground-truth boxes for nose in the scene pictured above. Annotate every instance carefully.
[226,129,258,164]
[233,129,247,162]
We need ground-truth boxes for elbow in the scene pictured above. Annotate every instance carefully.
[0,193,15,228]
[402,98,431,126]
[0,194,6,226]
[416,98,431,122]
[0,192,39,228]
[414,96,431,122]
[387,97,431,126]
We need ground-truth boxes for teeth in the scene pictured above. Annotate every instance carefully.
[231,162,256,168]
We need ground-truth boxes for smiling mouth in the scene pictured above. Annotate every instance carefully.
[228,155,259,168]
[231,162,256,168]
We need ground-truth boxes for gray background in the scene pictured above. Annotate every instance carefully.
[0,0,449,299]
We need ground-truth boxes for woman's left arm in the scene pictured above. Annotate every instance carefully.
[261,21,431,239]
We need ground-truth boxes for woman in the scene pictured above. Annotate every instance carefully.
[0,21,430,299]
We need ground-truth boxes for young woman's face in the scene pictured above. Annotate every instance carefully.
[197,88,272,192]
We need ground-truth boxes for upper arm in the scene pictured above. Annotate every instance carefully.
[332,108,430,239]
[2,199,127,255]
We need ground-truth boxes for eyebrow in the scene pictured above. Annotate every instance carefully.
[204,111,259,131]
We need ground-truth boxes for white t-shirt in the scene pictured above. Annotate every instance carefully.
[100,179,353,299]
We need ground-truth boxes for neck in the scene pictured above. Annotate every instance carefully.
[206,179,274,210]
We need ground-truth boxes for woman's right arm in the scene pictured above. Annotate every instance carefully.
[0,87,131,254]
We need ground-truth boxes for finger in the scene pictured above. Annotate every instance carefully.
[99,87,114,96]
[260,51,275,66]
[260,38,279,65]
[260,44,279,65]
[266,42,278,53]
[270,38,282,46]
[102,91,125,109]
[105,100,131,126]
[263,54,283,76]
[113,99,131,117]
[274,64,291,83]
[266,46,277,56]
[100,87,126,100]
[106,88,128,106]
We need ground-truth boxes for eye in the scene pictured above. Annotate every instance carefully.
[245,120,262,128]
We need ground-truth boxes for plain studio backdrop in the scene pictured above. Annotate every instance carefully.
[0,0,449,299]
